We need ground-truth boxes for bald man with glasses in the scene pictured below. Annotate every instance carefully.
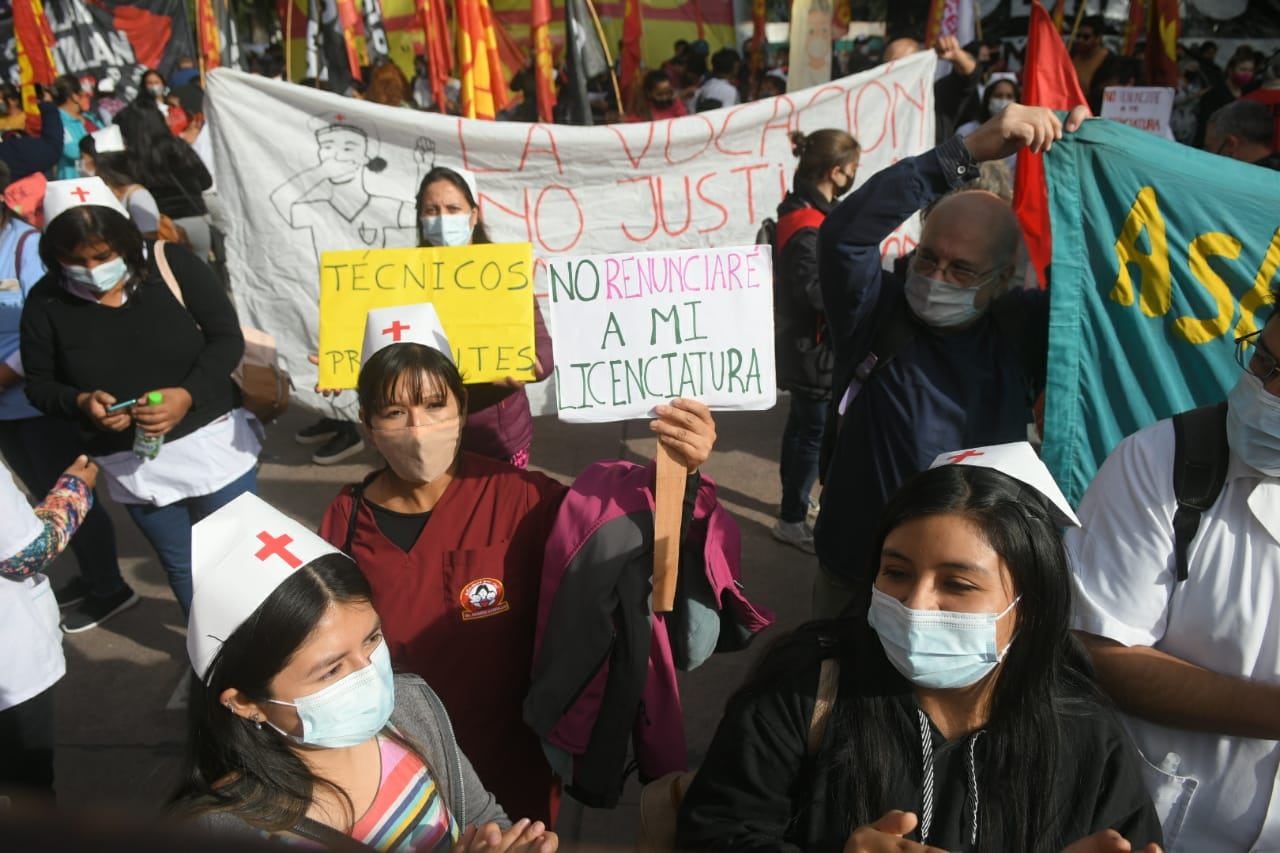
[810,103,1089,618]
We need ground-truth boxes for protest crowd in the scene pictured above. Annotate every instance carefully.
[3,0,1280,850]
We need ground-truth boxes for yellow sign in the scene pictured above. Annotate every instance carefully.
[318,243,536,388]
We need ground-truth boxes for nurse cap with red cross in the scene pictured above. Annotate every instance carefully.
[361,302,454,366]
[188,492,344,681]
[44,177,128,227]
[929,442,1081,528]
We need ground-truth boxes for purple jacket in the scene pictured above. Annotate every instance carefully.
[523,460,773,808]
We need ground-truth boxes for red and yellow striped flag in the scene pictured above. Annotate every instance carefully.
[1052,0,1065,31]
[14,0,57,135]
[197,0,222,74]
[620,0,643,107]
[1123,0,1145,56]
[457,0,510,119]
[417,0,454,110]
[531,0,557,122]
[335,0,366,80]
[924,0,947,46]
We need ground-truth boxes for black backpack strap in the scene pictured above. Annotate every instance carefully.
[343,481,366,557]
[290,816,375,851]
[818,293,918,484]
[1171,402,1230,583]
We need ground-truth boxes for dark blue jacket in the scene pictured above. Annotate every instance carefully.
[0,102,62,180]
[813,136,1048,584]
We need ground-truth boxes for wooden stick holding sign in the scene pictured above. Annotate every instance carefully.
[652,442,687,613]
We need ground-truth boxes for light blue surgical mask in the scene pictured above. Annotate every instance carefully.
[904,271,985,329]
[420,213,474,247]
[1227,372,1280,476]
[62,256,128,293]
[867,586,1019,689]
[267,640,395,749]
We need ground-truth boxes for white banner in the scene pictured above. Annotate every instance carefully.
[1101,87,1176,142]
[206,52,936,418]
[548,245,776,423]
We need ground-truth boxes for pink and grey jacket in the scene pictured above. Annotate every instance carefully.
[522,460,774,808]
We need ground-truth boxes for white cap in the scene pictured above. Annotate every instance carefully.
[188,493,343,681]
[91,125,125,154]
[362,303,453,365]
[929,442,1080,527]
[43,177,128,226]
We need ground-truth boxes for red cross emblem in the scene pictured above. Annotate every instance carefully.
[254,531,302,569]
[382,320,411,342]
[70,186,92,203]
[946,450,986,464]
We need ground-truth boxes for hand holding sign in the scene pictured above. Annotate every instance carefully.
[649,399,717,473]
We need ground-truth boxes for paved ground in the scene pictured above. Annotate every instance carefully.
[47,401,817,846]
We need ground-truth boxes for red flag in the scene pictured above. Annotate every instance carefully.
[335,0,365,81]
[620,0,643,108]
[751,0,765,77]
[457,0,510,119]
[924,0,947,46]
[1146,0,1180,88]
[416,0,454,111]
[1123,0,1145,56]
[1012,1,1090,287]
[14,0,57,136]
[531,0,557,122]
[197,0,222,75]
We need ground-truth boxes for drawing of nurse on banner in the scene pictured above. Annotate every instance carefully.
[270,114,434,260]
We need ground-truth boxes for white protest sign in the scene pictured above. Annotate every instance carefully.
[206,52,935,419]
[547,246,776,423]
[1101,87,1175,141]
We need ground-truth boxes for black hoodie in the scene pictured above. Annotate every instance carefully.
[773,184,835,397]
[676,631,1162,852]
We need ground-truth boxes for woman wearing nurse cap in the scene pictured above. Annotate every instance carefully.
[174,491,557,852]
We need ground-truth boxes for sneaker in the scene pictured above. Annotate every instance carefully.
[62,587,140,634]
[54,575,91,610]
[312,428,365,465]
[772,519,816,554]
[295,417,341,446]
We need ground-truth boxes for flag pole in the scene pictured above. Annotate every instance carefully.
[582,0,624,118]
[285,0,295,81]
[1067,1,1087,51]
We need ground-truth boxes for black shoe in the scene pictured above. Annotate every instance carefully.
[54,576,91,610]
[312,427,365,465]
[295,417,341,446]
[61,587,140,634]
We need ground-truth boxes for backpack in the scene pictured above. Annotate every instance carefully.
[634,657,840,852]
[122,185,191,248]
[1169,402,1229,582]
[153,240,292,424]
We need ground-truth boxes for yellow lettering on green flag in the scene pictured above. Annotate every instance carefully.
[318,243,535,389]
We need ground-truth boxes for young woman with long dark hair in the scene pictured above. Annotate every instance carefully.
[677,454,1163,852]
[20,180,257,623]
[174,493,557,852]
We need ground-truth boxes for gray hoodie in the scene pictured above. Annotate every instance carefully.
[189,674,510,843]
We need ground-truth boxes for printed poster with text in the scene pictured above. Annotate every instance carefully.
[547,245,776,423]
[317,243,536,389]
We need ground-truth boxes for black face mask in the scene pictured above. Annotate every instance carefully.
[832,170,855,198]
[652,97,675,109]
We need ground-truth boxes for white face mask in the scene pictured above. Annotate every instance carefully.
[420,214,474,247]
[1227,372,1280,476]
[988,97,1015,115]
[62,256,128,293]
[369,416,461,485]
[904,271,986,328]
[868,586,1020,689]
[266,641,395,749]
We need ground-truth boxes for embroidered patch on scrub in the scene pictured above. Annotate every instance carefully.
[459,578,510,621]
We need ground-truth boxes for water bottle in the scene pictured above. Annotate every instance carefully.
[133,391,165,459]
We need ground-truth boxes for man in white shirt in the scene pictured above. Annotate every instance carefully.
[693,48,742,112]
[1069,293,1280,852]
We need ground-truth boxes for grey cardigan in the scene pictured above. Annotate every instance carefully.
[191,674,509,841]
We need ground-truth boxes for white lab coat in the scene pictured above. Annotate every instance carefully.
[1068,418,1280,853]
[0,464,66,712]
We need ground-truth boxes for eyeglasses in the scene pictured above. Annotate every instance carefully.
[1235,330,1280,383]
[910,248,1001,288]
